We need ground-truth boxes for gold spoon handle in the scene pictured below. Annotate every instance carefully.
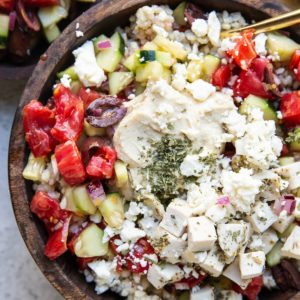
[221,8,300,38]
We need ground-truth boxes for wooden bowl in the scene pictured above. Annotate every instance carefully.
[8,0,300,299]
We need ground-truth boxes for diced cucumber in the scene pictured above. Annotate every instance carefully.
[202,54,220,78]
[279,156,295,166]
[114,160,128,187]
[139,50,156,63]
[266,241,283,267]
[136,61,164,82]
[239,94,278,122]
[267,32,300,62]
[96,32,124,72]
[142,41,158,51]
[84,119,106,136]
[44,24,60,43]
[38,5,68,29]
[93,34,107,54]
[108,71,134,95]
[162,68,172,83]
[73,185,97,215]
[156,51,175,68]
[173,2,187,26]
[0,14,9,48]
[124,53,139,71]
[153,35,187,61]
[278,222,296,239]
[22,153,46,181]
[70,81,83,95]
[57,66,78,80]
[73,224,108,257]
[64,186,84,215]
[99,193,124,228]
[187,60,203,82]
[135,83,146,95]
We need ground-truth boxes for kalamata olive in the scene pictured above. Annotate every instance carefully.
[16,0,40,32]
[86,96,122,112]
[80,136,111,165]
[87,106,127,128]
[184,3,206,26]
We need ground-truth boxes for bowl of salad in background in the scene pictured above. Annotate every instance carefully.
[8,0,300,299]
[0,0,100,80]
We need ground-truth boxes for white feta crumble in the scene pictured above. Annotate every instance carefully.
[221,168,262,214]
[261,229,279,254]
[222,110,247,138]
[254,33,267,56]
[220,37,236,52]
[120,220,146,242]
[263,270,277,289]
[73,41,106,87]
[60,74,71,88]
[239,251,266,279]
[76,30,84,38]
[186,79,216,102]
[205,204,227,223]
[207,11,221,46]
[190,286,214,300]
[171,63,187,91]
[191,19,208,38]
[281,225,300,259]
[180,154,210,177]
[182,249,207,264]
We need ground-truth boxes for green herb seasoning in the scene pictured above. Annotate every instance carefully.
[286,127,300,143]
[144,135,190,202]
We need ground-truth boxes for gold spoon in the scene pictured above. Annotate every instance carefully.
[221,8,300,38]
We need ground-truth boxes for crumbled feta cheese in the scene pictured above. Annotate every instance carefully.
[217,290,243,300]
[76,30,84,38]
[263,270,277,290]
[188,216,217,252]
[191,19,208,38]
[222,110,246,138]
[247,201,278,233]
[171,63,187,91]
[281,225,300,259]
[248,234,264,251]
[200,245,226,277]
[89,213,102,224]
[147,264,184,289]
[159,199,192,237]
[116,243,130,253]
[272,212,294,233]
[182,249,207,264]
[239,251,266,279]
[205,204,227,223]
[221,168,262,214]
[73,41,106,87]
[220,38,236,52]
[223,258,251,289]
[190,286,214,300]
[186,79,216,102]
[275,162,300,190]
[261,229,279,254]
[180,154,210,177]
[138,216,159,237]
[60,74,71,88]
[207,11,221,46]
[120,220,146,242]
[217,222,249,258]
[254,33,267,56]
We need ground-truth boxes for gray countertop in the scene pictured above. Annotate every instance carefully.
[0,79,63,300]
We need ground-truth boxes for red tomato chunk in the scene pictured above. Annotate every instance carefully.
[23,100,56,157]
[280,91,300,126]
[290,50,300,83]
[78,87,102,110]
[0,0,15,12]
[55,140,87,186]
[212,65,231,88]
[51,84,84,143]
[233,276,263,300]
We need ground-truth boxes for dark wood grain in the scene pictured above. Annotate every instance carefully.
[8,0,300,299]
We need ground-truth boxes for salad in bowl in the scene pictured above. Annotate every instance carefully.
[22,2,300,299]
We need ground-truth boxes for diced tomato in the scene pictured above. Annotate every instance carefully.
[23,100,56,157]
[212,65,231,88]
[51,84,84,143]
[24,0,58,7]
[289,50,300,82]
[120,238,156,274]
[281,144,290,156]
[30,191,70,233]
[227,31,257,70]
[233,276,263,300]
[233,69,272,99]
[55,140,87,186]
[250,57,268,81]
[0,0,15,12]
[174,272,207,289]
[86,146,117,179]
[78,87,102,110]
[44,215,71,260]
[280,91,300,126]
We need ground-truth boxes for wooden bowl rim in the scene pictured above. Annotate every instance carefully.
[8,0,299,299]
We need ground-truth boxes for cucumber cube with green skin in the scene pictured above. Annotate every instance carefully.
[239,94,278,122]
[108,71,134,95]
[123,52,139,71]
[0,14,9,48]
[202,54,220,78]
[267,32,300,62]
[22,152,46,182]
[38,5,68,29]
[136,61,164,82]
[173,2,187,26]
[278,222,296,239]
[64,186,84,215]
[57,66,78,80]
[44,24,61,43]
[73,223,108,258]
[72,185,97,215]
[96,32,125,72]
[266,241,283,267]
[114,160,128,187]
[99,193,124,228]
[92,34,108,54]
[279,157,295,166]
[139,50,156,63]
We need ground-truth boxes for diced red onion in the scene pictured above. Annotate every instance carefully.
[273,195,296,215]
[174,282,190,290]
[86,180,106,206]
[217,196,230,206]
[9,11,16,31]
[97,40,112,50]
